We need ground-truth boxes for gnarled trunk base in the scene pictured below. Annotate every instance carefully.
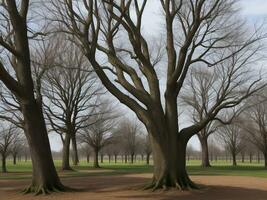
[22,182,66,195]
[146,133,198,191]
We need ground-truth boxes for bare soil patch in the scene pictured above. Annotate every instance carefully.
[1,174,267,200]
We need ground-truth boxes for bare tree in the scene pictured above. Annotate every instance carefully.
[181,65,252,167]
[80,145,93,163]
[10,132,25,165]
[118,119,141,164]
[78,102,116,168]
[242,93,267,168]
[145,135,152,165]
[0,1,64,193]
[0,124,17,172]
[52,0,266,189]
[217,122,245,166]
[38,36,102,170]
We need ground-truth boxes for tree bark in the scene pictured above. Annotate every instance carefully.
[1,155,7,173]
[199,137,211,167]
[21,101,64,194]
[93,148,100,168]
[146,131,197,190]
[71,136,79,166]
[62,134,72,170]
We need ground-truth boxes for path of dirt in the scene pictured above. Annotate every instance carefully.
[1,174,267,200]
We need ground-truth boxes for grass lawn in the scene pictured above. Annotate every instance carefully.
[1,159,267,180]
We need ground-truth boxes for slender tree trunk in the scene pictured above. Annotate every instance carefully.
[141,154,144,161]
[130,153,134,164]
[108,155,111,163]
[199,137,211,167]
[71,135,79,166]
[249,153,252,163]
[146,153,150,165]
[13,154,17,165]
[62,134,72,170]
[21,101,64,193]
[232,151,237,166]
[1,155,7,173]
[257,151,260,163]
[114,154,117,163]
[93,148,100,168]
[86,154,90,163]
[125,154,127,163]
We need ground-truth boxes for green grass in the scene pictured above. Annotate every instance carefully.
[1,159,267,180]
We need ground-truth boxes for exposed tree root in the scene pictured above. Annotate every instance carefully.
[143,176,199,191]
[22,183,68,195]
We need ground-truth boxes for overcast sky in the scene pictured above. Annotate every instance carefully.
[48,0,267,152]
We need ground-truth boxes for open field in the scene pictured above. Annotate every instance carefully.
[1,159,267,180]
[1,160,267,199]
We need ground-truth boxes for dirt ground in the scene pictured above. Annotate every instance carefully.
[1,173,267,200]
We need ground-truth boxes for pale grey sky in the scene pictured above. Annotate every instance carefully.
[48,0,267,152]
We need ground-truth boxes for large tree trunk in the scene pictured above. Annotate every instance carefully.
[93,148,100,168]
[71,136,79,166]
[1,155,7,173]
[62,134,72,171]
[146,131,197,190]
[21,101,64,194]
[199,137,211,167]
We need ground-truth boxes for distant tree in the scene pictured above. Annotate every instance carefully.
[78,102,116,168]
[143,135,152,165]
[0,124,17,172]
[217,122,245,166]
[10,133,25,165]
[80,145,93,163]
[118,119,141,164]
[186,145,195,162]
[38,36,103,170]
[242,93,267,167]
